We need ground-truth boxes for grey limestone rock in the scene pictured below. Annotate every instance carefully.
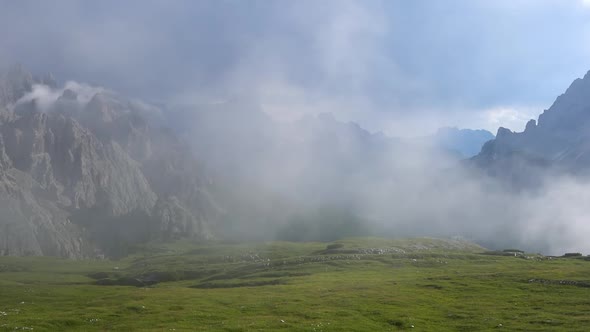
[0,66,219,257]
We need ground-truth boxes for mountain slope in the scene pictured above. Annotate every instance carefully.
[0,66,218,257]
[472,70,590,180]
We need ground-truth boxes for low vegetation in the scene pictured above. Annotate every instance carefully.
[1,237,590,331]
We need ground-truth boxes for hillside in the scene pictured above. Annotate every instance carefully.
[473,70,590,181]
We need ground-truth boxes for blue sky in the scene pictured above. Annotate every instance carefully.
[1,0,590,135]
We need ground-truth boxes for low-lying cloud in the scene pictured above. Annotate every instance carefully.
[165,93,590,256]
[16,81,104,111]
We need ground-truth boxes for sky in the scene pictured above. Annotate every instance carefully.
[1,0,590,136]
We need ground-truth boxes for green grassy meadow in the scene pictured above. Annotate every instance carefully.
[1,237,590,331]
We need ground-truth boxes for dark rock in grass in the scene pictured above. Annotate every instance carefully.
[385,319,406,328]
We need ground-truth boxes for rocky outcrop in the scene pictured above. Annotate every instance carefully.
[0,66,219,257]
[152,196,211,240]
[472,70,590,180]
[0,64,34,106]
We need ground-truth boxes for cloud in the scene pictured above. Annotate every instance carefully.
[16,81,105,111]
[62,81,105,104]
[517,176,590,254]
[481,105,540,133]
[2,1,590,135]
[15,84,62,112]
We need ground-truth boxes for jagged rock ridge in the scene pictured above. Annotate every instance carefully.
[472,70,590,182]
[0,66,218,257]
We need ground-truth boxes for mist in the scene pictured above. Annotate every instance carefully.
[157,93,590,255]
[2,0,590,257]
[8,64,590,257]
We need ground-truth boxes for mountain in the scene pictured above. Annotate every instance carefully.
[430,127,494,158]
[472,70,590,181]
[0,65,493,257]
[0,66,219,257]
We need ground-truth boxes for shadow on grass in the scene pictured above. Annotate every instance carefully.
[191,279,286,289]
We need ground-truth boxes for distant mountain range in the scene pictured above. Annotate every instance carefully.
[429,127,494,158]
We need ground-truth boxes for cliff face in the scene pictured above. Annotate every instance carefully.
[472,70,590,182]
[0,67,217,257]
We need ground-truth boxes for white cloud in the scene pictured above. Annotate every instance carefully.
[62,81,105,104]
[480,105,540,133]
[15,84,62,112]
[15,81,104,111]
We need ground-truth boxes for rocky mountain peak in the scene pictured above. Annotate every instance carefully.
[495,127,513,139]
[0,66,219,257]
[537,70,590,133]
[524,119,537,132]
[473,69,590,178]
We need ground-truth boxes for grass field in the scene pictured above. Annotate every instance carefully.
[1,237,590,331]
